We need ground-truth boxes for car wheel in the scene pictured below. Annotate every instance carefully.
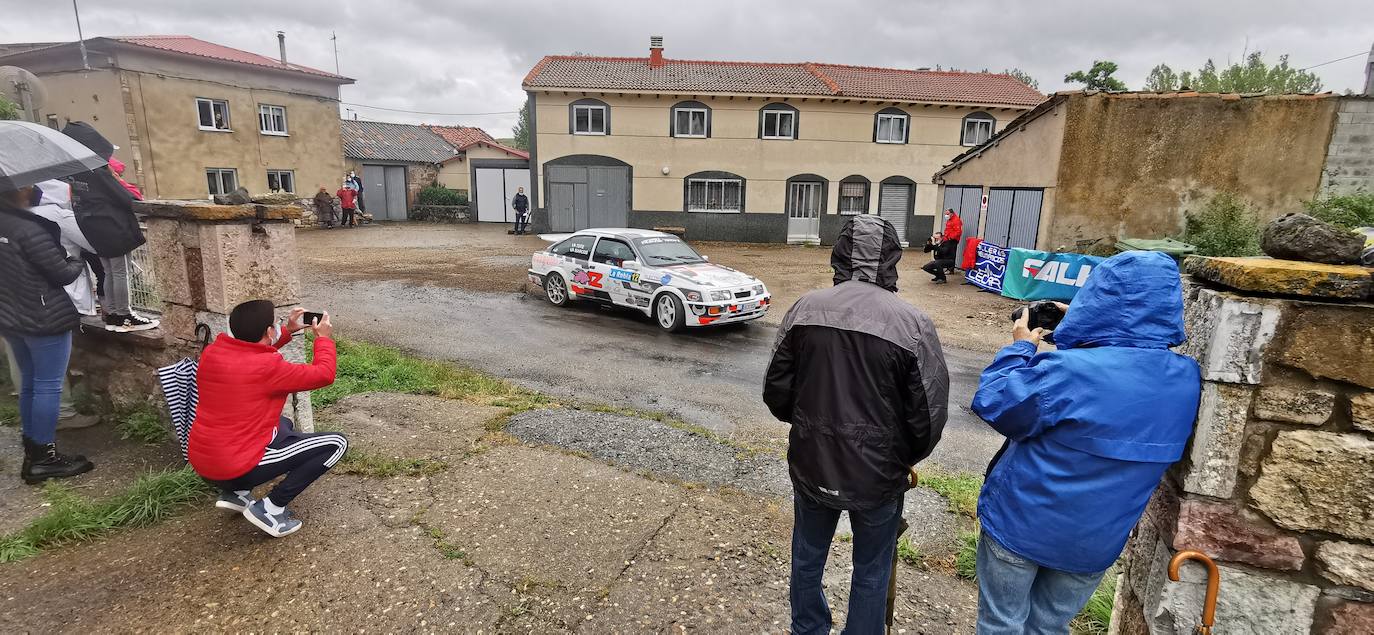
[545,272,570,307]
[654,293,685,332]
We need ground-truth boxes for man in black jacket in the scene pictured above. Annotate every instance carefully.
[511,187,530,235]
[921,231,958,283]
[764,215,949,634]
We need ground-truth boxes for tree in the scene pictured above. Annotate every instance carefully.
[1064,60,1128,91]
[1142,52,1322,94]
[1004,68,1039,90]
[510,98,530,151]
[0,94,19,120]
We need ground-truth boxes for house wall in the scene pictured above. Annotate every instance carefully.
[532,91,1022,241]
[436,146,518,194]
[1050,93,1339,248]
[1320,97,1374,194]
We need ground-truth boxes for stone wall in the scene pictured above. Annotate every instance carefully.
[1113,256,1374,634]
[1320,97,1374,195]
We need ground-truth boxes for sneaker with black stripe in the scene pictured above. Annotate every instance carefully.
[215,490,255,512]
[105,313,159,333]
[243,499,303,538]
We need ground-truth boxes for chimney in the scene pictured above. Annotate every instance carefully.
[649,36,664,68]
[277,31,287,65]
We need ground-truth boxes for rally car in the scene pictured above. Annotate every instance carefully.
[528,228,771,332]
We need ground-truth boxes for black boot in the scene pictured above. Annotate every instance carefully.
[21,437,94,485]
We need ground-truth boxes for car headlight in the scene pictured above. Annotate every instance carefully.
[753,284,765,295]
[683,290,702,302]
[710,290,732,302]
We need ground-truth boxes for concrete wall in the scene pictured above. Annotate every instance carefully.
[1320,97,1374,194]
[436,146,517,194]
[1051,93,1338,248]
[531,91,1025,240]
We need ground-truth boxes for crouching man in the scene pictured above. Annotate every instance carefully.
[188,300,346,538]
[970,251,1202,633]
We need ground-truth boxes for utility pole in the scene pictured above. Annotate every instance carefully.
[72,0,90,70]
[332,31,340,75]
[1365,40,1373,97]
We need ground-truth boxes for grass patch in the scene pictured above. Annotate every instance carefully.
[897,537,923,567]
[835,531,853,543]
[918,469,983,519]
[114,401,169,445]
[1071,571,1118,635]
[314,338,551,413]
[954,530,979,580]
[335,451,448,478]
[1182,192,1261,257]
[0,399,17,427]
[0,467,213,563]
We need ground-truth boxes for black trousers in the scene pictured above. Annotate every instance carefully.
[922,258,956,281]
[341,208,356,227]
[205,417,348,507]
[513,212,529,233]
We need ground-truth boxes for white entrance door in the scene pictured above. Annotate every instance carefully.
[878,183,912,245]
[787,182,822,243]
[474,167,533,223]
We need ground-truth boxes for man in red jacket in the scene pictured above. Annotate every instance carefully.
[336,182,358,228]
[189,300,345,538]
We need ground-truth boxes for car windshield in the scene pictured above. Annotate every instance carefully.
[634,237,706,264]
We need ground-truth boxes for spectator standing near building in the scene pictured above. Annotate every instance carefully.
[511,186,530,235]
[313,185,337,228]
[336,181,358,228]
[764,215,949,634]
[346,170,365,215]
[970,251,1202,633]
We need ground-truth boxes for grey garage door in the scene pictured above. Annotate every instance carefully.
[547,165,629,232]
[362,164,408,221]
[983,188,1043,249]
[877,183,912,245]
[942,185,983,263]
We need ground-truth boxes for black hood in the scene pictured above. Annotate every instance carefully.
[61,121,115,160]
[831,215,903,292]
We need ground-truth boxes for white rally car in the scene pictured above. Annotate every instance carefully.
[527,228,771,332]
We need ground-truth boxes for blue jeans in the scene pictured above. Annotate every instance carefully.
[4,333,73,445]
[791,491,905,635]
[976,531,1107,634]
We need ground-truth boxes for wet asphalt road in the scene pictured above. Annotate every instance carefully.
[302,278,1004,473]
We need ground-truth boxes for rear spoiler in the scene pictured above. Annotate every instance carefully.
[537,233,571,242]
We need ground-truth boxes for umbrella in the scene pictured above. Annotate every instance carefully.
[157,357,200,461]
[0,120,107,192]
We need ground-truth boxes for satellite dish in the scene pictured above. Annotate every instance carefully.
[0,66,48,111]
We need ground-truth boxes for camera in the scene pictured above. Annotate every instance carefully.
[1010,301,1066,338]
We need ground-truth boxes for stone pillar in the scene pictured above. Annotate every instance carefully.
[71,201,313,431]
[1112,257,1374,634]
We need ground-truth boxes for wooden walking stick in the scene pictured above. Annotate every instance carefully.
[886,467,920,633]
[1168,550,1220,635]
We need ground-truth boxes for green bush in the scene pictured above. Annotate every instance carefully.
[417,185,467,206]
[115,402,170,445]
[1304,192,1374,230]
[1182,193,1262,257]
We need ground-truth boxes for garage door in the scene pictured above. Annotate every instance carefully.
[942,185,983,262]
[362,164,408,221]
[474,167,531,223]
[547,165,629,232]
[984,188,1043,249]
[877,182,912,245]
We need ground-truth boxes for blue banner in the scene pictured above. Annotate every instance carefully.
[1001,248,1104,302]
[967,241,1007,293]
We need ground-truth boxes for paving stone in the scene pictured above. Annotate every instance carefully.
[1182,383,1254,498]
[1251,431,1374,540]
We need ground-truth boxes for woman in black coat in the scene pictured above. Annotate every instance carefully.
[0,185,95,483]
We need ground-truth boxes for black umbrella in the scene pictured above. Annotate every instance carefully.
[0,120,107,192]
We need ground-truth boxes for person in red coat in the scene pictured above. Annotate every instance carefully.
[188,300,344,538]
[336,182,358,228]
[942,209,964,245]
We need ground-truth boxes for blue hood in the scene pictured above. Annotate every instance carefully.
[1052,251,1186,350]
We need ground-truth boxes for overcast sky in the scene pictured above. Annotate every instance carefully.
[2,0,1369,137]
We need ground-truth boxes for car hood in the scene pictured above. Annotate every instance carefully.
[658,262,757,288]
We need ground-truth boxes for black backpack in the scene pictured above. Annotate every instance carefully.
[67,168,146,257]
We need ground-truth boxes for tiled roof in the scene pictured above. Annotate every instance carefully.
[341,120,459,163]
[428,125,530,160]
[109,35,351,82]
[524,56,1044,107]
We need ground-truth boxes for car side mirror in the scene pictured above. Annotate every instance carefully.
[701,255,710,262]
[623,260,640,271]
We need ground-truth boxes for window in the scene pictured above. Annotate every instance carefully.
[761,110,795,139]
[206,168,238,196]
[571,99,608,135]
[196,98,230,131]
[592,238,637,267]
[838,179,870,214]
[259,104,288,135]
[671,101,710,138]
[962,112,995,146]
[552,235,596,261]
[634,236,705,265]
[266,169,295,193]
[875,109,909,144]
[687,178,743,213]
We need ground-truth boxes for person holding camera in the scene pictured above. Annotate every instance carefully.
[970,251,1201,633]
[765,215,949,634]
[188,300,345,538]
[921,231,957,284]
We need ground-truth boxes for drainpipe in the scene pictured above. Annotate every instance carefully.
[277,31,287,65]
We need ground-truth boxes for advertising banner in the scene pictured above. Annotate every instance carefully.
[1001,248,1104,302]
[966,241,1007,293]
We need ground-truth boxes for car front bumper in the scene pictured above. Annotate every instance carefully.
[685,296,771,326]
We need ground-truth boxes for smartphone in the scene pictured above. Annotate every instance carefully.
[301,311,325,326]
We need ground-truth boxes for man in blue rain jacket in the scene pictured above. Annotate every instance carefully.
[970,251,1201,634]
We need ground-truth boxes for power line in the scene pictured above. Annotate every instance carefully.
[1298,50,1368,71]
[339,102,518,116]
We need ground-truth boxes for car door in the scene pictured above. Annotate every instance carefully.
[556,235,601,298]
[590,236,639,307]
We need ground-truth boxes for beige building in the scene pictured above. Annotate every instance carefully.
[522,38,1043,243]
[933,91,1359,252]
[0,35,353,200]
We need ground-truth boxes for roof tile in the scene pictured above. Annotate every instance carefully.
[341,120,458,163]
[112,35,350,82]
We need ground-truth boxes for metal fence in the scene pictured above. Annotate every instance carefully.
[127,225,161,315]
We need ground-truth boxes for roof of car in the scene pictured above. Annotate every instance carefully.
[577,228,678,239]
